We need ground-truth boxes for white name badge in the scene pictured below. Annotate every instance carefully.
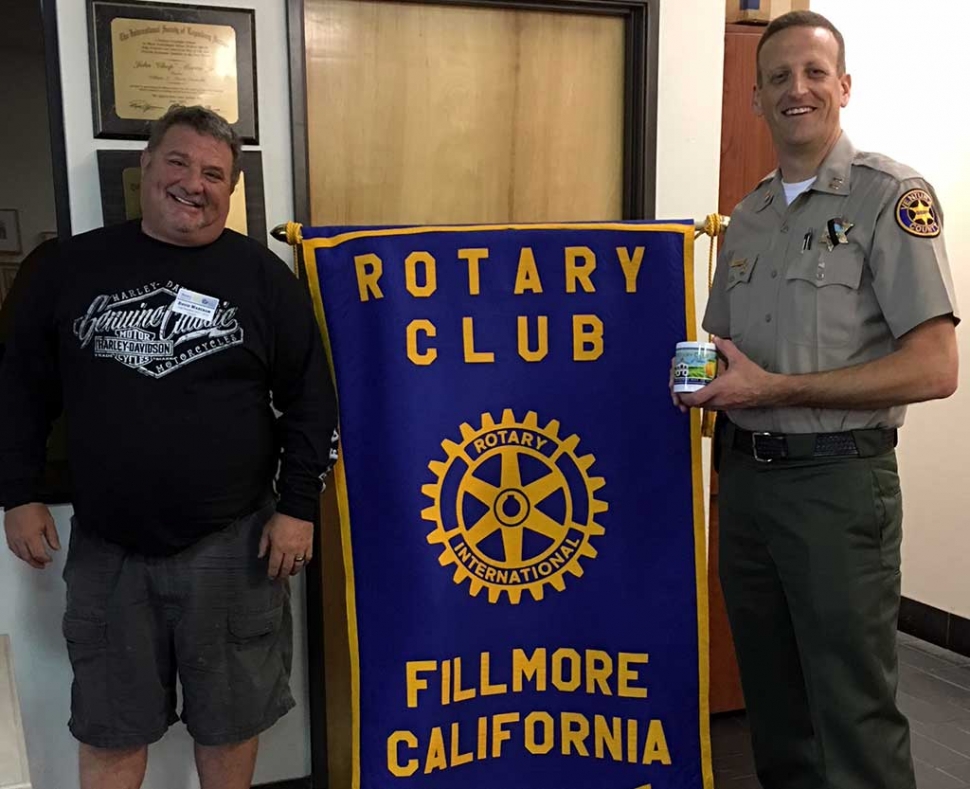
[172,288,219,321]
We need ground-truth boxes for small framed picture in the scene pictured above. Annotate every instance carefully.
[0,209,22,254]
[96,148,268,244]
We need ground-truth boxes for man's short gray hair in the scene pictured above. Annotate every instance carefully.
[756,11,846,87]
[146,104,242,186]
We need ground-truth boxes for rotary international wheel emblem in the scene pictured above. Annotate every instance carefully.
[422,409,607,604]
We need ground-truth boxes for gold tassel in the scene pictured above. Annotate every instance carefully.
[271,222,305,279]
[286,222,304,280]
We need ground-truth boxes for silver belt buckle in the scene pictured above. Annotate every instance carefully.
[752,431,774,463]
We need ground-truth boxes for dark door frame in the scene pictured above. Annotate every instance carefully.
[40,0,72,239]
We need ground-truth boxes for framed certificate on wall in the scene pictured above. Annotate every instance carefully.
[87,0,259,142]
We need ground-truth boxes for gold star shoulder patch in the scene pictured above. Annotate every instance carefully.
[896,188,941,238]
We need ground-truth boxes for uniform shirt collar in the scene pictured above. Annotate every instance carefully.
[754,132,855,212]
[813,132,855,195]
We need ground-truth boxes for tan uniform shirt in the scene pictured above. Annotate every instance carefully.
[703,133,959,433]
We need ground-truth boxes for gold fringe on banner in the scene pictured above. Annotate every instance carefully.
[695,214,729,439]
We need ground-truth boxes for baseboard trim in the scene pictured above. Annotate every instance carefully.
[899,596,970,657]
[252,778,312,789]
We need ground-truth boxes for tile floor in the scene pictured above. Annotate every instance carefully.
[711,632,970,788]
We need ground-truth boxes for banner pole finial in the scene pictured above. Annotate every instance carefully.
[272,222,304,279]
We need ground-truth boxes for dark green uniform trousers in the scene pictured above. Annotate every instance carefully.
[718,425,915,789]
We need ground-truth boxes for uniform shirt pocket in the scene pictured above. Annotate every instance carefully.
[782,244,866,349]
[725,254,758,342]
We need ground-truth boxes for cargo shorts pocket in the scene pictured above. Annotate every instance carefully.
[63,615,107,650]
[228,605,283,642]
[180,601,293,745]
[62,614,109,701]
[62,613,112,741]
[227,604,287,690]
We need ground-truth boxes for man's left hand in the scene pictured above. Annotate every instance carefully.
[258,512,314,579]
[680,337,776,410]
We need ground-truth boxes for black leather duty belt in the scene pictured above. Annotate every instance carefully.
[728,424,897,463]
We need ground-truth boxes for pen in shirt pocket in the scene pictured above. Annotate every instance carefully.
[801,229,814,253]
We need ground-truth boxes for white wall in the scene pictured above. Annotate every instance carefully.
[811,0,970,619]
[0,1,726,787]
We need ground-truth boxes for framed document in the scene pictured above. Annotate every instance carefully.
[97,149,268,244]
[87,0,259,142]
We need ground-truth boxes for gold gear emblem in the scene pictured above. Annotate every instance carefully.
[422,409,607,604]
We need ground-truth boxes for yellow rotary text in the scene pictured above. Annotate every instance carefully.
[386,711,671,777]
[352,244,647,366]
[404,647,650,708]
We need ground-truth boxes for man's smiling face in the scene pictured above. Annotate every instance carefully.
[754,25,851,157]
[139,124,235,247]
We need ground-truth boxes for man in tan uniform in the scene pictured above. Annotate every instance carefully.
[677,11,959,789]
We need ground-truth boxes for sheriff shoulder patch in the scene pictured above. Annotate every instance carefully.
[896,188,941,238]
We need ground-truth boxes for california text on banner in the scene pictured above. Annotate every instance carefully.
[301,221,713,789]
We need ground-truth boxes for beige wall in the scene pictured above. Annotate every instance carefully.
[813,0,969,618]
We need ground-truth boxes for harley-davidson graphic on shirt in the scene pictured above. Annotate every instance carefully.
[72,280,244,378]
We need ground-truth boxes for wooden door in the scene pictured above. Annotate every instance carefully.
[300,2,634,782]
[709,22,777,715]
[304,0,626,225]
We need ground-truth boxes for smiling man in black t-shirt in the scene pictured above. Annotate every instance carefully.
[0,105,339,789]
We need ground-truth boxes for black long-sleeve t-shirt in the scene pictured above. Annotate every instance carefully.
[0,221,338,555]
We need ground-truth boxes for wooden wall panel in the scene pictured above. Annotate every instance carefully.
[304,0,624,225]
[718,24,776,216]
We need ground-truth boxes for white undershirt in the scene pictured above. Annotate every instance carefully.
[782,176,817,205]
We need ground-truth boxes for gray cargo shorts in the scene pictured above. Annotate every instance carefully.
[62,501,295,747]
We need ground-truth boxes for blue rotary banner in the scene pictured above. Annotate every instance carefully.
[301,221,712,789]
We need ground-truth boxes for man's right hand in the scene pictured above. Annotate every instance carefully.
[3,503,60,569]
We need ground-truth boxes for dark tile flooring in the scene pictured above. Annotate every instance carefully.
[711,632,970,788]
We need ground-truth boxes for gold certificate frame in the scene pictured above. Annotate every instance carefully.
[87,0,259,142]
